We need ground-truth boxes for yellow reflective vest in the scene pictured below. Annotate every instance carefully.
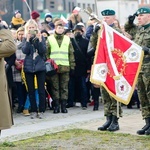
[48,35,70,66]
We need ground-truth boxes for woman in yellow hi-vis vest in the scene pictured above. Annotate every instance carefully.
[47,20,75,113]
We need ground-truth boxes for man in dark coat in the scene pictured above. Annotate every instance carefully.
[67,25,89,109]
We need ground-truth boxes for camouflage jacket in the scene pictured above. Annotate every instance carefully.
[90,24,122,53]
[134,25,150,63]
[124,23,138,40]
[125,22,150,63]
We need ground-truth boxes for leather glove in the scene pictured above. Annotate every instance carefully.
[94,25,100,33]
[5,64,9,73]
[128,15,135,24]
[142,46,150,55]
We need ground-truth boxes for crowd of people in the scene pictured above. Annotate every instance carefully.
[1,5,150,136]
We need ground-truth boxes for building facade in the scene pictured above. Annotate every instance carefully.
[1,0,150,25]
[138,0,150,7]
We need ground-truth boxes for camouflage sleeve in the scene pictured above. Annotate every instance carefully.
[46,39,51,59]
[114,27,123,34]
[124,22,136,31]
[90,32,98,50]
[69,42,75,70]
[124,22,138,40]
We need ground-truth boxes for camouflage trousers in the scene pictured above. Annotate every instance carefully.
[49,72,69,100]
[100,87,122,117]
[137,63,150,119]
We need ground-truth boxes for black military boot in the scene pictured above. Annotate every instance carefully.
[61,100,68,113]
[53,99,60,114]
[98,115,112,131]
[145,127,150,135]
[107,115,119,131]
[137,118,150,135]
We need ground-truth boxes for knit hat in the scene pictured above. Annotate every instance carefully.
[77,22,85,27]
[31,11,40,19]
[73,25,84,32]
[14,10,21,16]
[72,6,81,13]
[41,29,50,36]
[45,13,52,18]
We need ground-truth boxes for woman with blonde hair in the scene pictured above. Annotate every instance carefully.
[22,19,46,119]
[67,7,83,30]
[12,26,27,113]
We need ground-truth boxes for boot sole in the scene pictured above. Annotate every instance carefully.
[107,127,119,132]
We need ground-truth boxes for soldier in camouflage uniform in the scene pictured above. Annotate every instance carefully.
[125,7,150,135]
[89,9,123,132]
[47,20,75,114]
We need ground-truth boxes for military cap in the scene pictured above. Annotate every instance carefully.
[101,9,115,16]
[136,7,150,15]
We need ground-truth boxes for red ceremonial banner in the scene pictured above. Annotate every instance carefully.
[90,22,144,105]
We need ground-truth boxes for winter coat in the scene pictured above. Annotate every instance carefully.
[0,29,16,130]
[22,37,46,73]
[5,53,16,88]
[71,36,89,76]
[10,17,26,30]
[67,14,83,30]
[85,25,94,40]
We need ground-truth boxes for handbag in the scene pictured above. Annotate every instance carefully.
[45,58,58,76]
[15,59,24,71]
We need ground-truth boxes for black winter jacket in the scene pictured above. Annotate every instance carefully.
[22,37,46,73]
[71,36,89,76]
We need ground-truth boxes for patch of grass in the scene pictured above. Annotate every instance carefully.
[0,129,150,150]
[0,142,15,147]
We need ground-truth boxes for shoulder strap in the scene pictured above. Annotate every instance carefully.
[73,38,87,61]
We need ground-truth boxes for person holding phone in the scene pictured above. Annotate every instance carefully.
[22,19,46,119]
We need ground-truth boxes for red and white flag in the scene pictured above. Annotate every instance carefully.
[90,22,144,105]
[60,15,68,24]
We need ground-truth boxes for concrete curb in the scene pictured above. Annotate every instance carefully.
[0,105,144,143]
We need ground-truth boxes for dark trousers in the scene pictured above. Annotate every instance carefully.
[92,86,100,104]
[68,76,88,107]
[25,71,46,113]
[15,82,27,108]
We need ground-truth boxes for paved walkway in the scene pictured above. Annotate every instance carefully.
[0,104,144,143]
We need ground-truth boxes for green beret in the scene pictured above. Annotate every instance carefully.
[101,9,115,16]
[136,7,150,15]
